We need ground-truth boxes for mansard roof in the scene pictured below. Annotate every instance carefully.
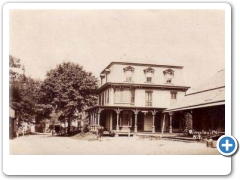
[101,62,183,74]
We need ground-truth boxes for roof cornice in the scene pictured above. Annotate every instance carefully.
[97,82,190,93]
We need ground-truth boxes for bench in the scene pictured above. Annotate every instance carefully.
[116,130,131,137]
[115,126,131,137]
[103,131,110,135]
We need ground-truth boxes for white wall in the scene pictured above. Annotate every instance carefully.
[98,63,188,108]
[105,87,186,108]
[134,89,185,108]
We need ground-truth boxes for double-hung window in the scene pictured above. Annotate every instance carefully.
[145,91,153,106]
[146,77,152,83]
[171,91,177,99]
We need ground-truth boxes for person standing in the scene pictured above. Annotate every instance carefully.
[97,126,104,141]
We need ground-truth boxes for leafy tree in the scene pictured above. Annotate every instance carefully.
[10,74,41,124]
[182,112,193,135]
[39,62,98,134]
[9,55,21,83]
[9,55,51,128]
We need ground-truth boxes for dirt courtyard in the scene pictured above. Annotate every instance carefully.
[9,133,220,155]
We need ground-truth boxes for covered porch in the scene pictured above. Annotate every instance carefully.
[85,105,181,136]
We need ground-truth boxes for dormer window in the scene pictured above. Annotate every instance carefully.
[100,69,110,85]
[100,73,105,86]
[123,66,134,81]
[105,69,110,74]
[104,69,110,82]
[144,67,155,83]
[163,69,174,83]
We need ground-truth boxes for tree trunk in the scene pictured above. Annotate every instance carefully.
[183,112,193,134]
[67,118,71,135]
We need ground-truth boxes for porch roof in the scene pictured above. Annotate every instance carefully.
[85,105,166,112]
[164,100,224,112]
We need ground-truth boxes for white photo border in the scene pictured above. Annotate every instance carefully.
[3,2,231,175]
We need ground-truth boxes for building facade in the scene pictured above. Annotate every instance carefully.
[85,62,190,135]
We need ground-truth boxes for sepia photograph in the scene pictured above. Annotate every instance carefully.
[8,6,226,157]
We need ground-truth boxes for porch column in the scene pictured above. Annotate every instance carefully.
[109,111,113,131]
[97,108,104,127]
[93,112,95,130]
[133,109,139,133]
[116,112,120,131]
[151,110,157,133]
[97,113,100,126]
[89,112,92,131]
[114,108,121,132]
[93,111,96,130]
[169,112,173,133]
[161,113,166,138]
[92,112,95,131]
[92,112,95,130]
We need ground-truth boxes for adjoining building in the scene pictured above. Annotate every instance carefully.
[9,104,17,139]
[10,105,36,137]
[164,69,225,133]
[85,62,190,135]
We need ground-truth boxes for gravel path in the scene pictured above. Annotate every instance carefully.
[9,133,220,155]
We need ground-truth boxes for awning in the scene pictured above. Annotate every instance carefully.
[163,101,225,113]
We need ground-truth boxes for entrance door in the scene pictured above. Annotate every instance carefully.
[137,112,144,131]
[120,110,132,127]
[155,113,162,132]
[144,113,152,131]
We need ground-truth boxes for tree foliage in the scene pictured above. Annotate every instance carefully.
[9,56,98,134]
[39,62,98,134]
[9,55,21,83]
[182,112,193,135]
[9,55,52,125]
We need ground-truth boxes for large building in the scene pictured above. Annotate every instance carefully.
[85,62,190,135]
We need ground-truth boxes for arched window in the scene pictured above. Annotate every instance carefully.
[143,67,155,83]
[163,69,174,83]
[123,66,134,81]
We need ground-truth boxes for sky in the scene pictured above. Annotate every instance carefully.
[9,9,225,89]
